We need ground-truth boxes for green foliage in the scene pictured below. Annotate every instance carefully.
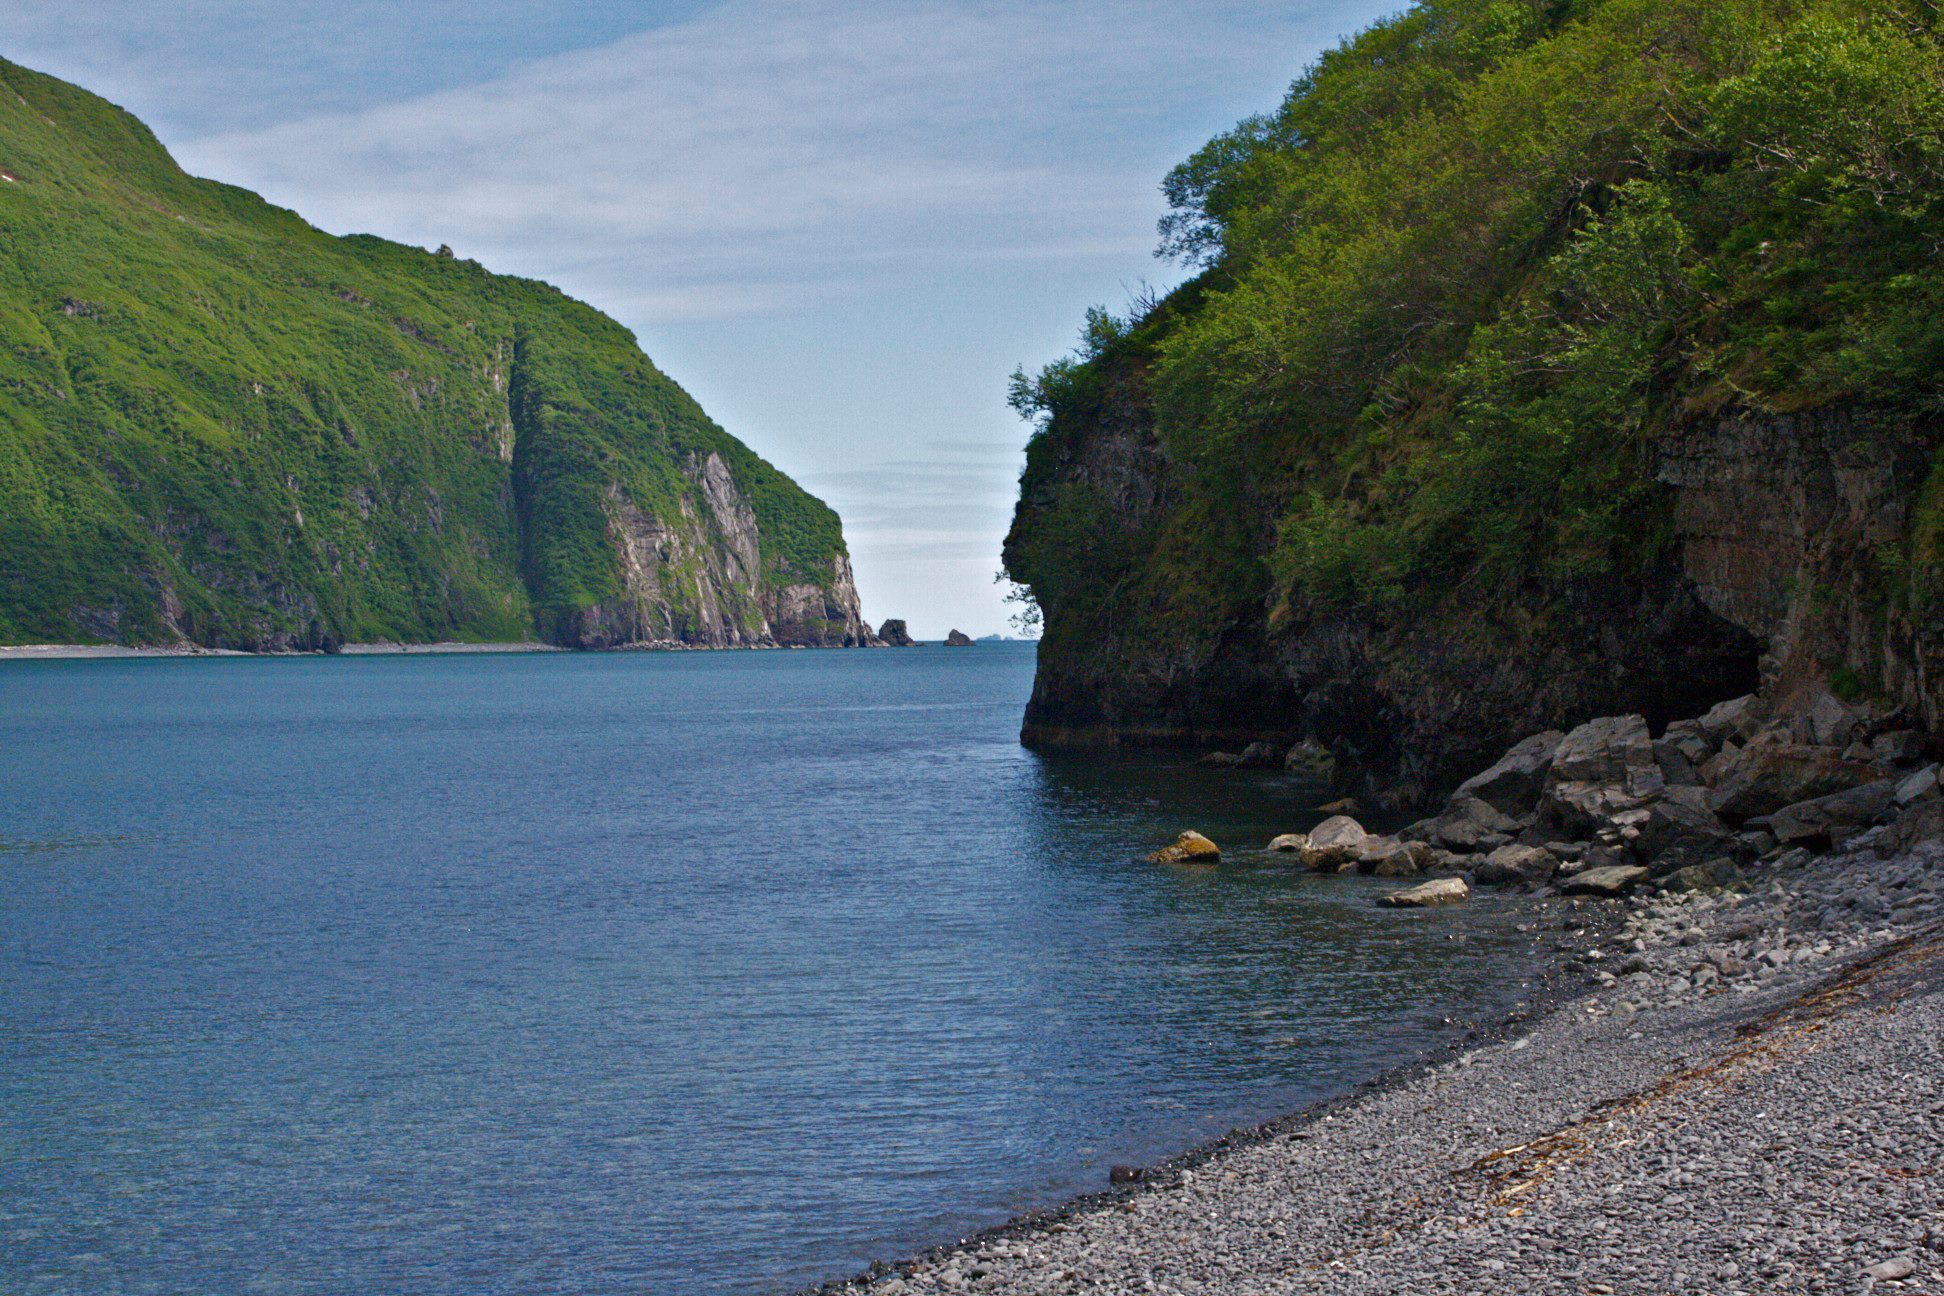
[0,59,848,647]
[1007,0,1944,648]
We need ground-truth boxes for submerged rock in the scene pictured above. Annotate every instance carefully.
[1382,877,1469,907]
[1149,830,1221,864]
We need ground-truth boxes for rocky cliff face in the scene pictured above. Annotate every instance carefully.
[574,452,874,649]
[1009,396,1944,807]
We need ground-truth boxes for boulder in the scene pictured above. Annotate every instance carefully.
[1560,864,1650,896]
[1766,779,1898,847]
[1453,730,1563,817]
[1382,877,1469,908]
[1473,843,1558,887]
[1803,691,1864,747]
[1895,765,1938,807]
[877,619,917,647]
[1630,785,1737,873]
[1149,831,1221,864]
[1429,794,1523,851]
[1708,743,1886,822]
[943,629,974,647]
[1542,715,1664,834]
[1283,739,1337,782]
[1267,832,1310,853]
[1299,814,1369,871]
[1660,719,1715,765]
[1872,730,1928,767]
[1353,835,1419,877]
[1652,738,1702,787]
[1879,789,1944,856]
[1238,741,1283,769]
[1696,694,1768,744]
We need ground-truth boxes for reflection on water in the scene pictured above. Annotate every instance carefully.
[0,647,1543,1296]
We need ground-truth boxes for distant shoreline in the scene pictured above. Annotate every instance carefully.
[0,642,566,661]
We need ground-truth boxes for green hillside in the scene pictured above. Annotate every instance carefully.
[0,58,858,649]
[1004,0,1944,792]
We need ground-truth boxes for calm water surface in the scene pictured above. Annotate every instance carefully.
[0,646,1544,1295]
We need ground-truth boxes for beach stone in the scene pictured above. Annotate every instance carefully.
[1149,831,1221,864]
[1561,864,1651,896]
[1454,729,1563,816]
[1267,833,1310,853]
[1863,1257,1915,1281]
[1382,877,1469,907]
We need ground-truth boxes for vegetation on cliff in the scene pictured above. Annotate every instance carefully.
[0,58,853,648]
[1005,0,1944,784]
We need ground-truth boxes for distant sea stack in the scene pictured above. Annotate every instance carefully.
[878,620,917,647]
[944,630,974,647]
[0,58,871,652]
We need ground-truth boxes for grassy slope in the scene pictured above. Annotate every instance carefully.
[1007,0,1944,700]
[0,58,847,647]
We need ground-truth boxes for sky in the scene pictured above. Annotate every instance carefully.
[0,0,1396,638]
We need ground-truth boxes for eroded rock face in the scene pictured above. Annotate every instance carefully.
[578,452,873,649]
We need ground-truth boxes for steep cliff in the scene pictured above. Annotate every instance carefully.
[1004,0,1944,804]
[0,59,871,650]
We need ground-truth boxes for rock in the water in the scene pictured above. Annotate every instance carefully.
[1473,843,1558,887]
[1283,739,1336,781]
[1382,876,1469,907]
[1149,831,1221,864]
[1453,730,1563,817]
[1267,832,1310,853]
[1767,779,1898,846]
[1238,740,1283,768]
[877,619,917,647]
[1354,835,1419,877]
[943,628,974,647]
[1299,814,1369,871]
[1197,751,1246,768]
[1560,864,1650,896]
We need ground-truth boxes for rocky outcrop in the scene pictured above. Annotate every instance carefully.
[575,452,873,650]
[944,629,974,647]
[878,619,917,647]
[1149,830,1221,864]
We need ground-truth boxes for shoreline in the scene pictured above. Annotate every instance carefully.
[0,639,942,661]
[806,836,1943,1294]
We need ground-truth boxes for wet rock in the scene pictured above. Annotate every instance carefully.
[1561,864,1651,896]
[1355,836,1420,877]
[1284,739,1337,781]
[1473,843,1558,887]
[1267,833,1310,853]
[1300,815,1369,871]
[1108,1164,1143,1185]
[1238,741,1283,769]
[1381,876,1469,907]
[1453,729,1563,817]
[1149,831,1221,864]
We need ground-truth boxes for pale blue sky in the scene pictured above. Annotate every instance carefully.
[1,0,1395,637]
